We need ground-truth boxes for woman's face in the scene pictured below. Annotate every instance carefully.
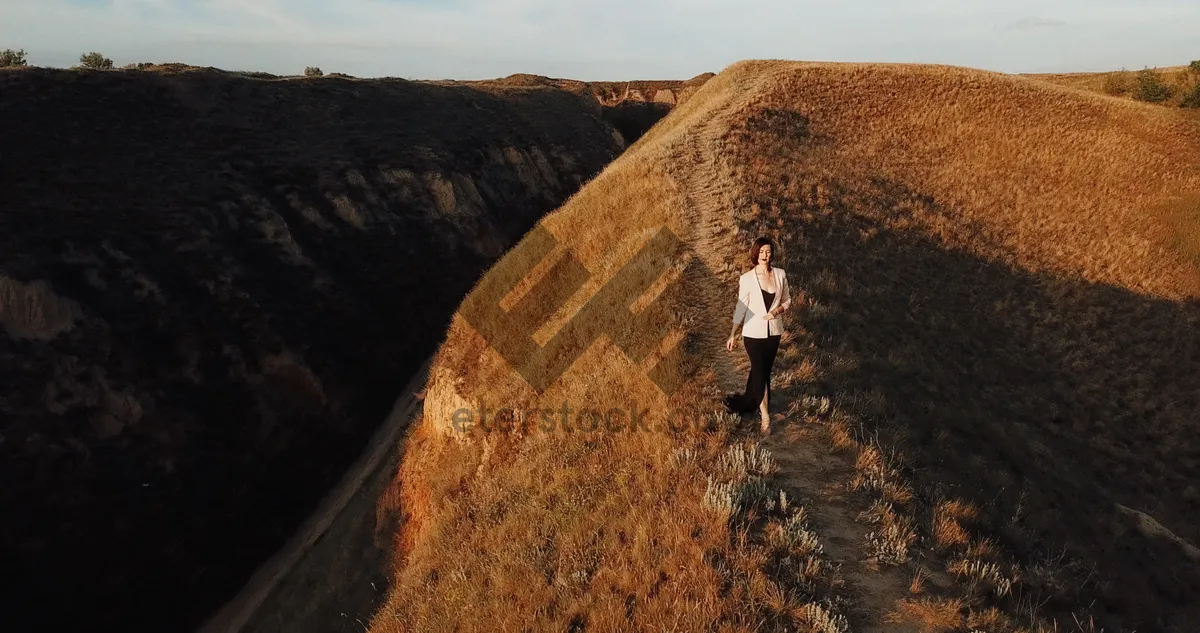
[757,245,772,266]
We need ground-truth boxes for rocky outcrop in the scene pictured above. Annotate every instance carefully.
[0,67,622,633]
[588,73,713,107]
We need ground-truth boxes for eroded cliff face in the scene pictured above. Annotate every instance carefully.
[0,67,622,633]
[588,74,714,144]
[588,74,714,107]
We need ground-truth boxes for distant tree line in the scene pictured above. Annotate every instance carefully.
[0,48,115,69]
[0,48,349,78]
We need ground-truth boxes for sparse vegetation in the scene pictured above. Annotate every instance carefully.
[1182,81,1200,108]
[78,52,114,70]
[1033,62,1200,108]
[859,499,917,566]
[304,66,323,77]
[1190,60,1200,74]
[228,70,280,79]
[0,48,28,68]
[1100,68,1130,95]
[1134,67,1173,102]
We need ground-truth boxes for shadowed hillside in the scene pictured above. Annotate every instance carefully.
[0,67,622,633]
[368,61,1200,633]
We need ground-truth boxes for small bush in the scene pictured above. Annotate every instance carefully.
[230,70,279,79]
[1134,68,1173,103]
[1181,82,1200,108]
[0,48,28,68]
[78,52,114,70]
[304,66,323,77]
[1102,69,1131,95]
[1190,60,1200,74]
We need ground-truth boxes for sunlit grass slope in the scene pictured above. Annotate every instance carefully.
[373,68,773,632]
[370,61,1200,633]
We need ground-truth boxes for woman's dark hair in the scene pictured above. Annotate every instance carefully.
[749,236,775,269]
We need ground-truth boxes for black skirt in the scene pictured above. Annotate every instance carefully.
[724,334,782,414]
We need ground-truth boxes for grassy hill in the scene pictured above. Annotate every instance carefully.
[370,61,1200,633]
[0,66,622,633]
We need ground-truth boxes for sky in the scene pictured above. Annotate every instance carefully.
[1,0,1198,80]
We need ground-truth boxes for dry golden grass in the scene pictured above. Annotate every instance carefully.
[1159,194,1200,268]
[888,596,1084,633]
[932,500,976,552]
[887,597,967,633]
[372,60,1200,632]
[827,419,858,453]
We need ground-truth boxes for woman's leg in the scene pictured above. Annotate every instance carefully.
[757,335,782,432]
[725,337,762,414]
[730,336,766,414]
[741,336,772,429]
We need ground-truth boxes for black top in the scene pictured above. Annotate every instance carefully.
[761,290,775,312]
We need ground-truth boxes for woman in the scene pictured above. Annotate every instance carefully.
[724,236,791,434]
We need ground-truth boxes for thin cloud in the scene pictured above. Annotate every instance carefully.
[1006,16,1068,30]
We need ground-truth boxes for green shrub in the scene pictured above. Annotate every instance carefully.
[78,52,114,70]
[304,66,323,77]
[1134,68,1173,103]
[0,48,28,68]
[230,70,279,79]
[1102,69,1131,95]
[1190,60,1200,74]
[1181,82,1200,108]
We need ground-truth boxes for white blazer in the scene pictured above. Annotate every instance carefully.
[733,267,791,338]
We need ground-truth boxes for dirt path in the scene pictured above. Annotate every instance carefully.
[667,91,917,632]
[765,425,918,633]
